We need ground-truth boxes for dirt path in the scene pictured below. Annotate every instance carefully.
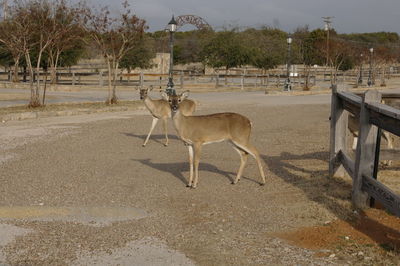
[0,93,398,265]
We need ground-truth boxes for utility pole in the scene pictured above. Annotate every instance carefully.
[2,0,7,20]
[322,16,334,66]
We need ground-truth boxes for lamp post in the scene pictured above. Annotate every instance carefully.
[166,15,177,95]
[358,53,363,85]
[284,35,292,91]
[367,48,374,87]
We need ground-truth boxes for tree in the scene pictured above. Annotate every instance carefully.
[241,27,287,70]
[0,0,72,107]
[82,1,147,104]
[119,35,155,72]
[201,30,252,72]
[0,8,27,83]
[46,0,85,85]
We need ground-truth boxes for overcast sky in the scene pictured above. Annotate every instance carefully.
[89,0,400,34]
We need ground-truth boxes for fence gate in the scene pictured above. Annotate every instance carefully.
[329,87,400,216]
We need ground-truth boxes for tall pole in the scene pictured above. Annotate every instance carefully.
[284,35,292,91]
[167,29,175,95]
[322,16,334,66]
[358,53,363,84]
[3,0,7,20]
[166,15,177,95]
[367,48,374,86]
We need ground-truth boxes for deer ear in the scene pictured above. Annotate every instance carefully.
[181,90,189,100]
[161,91,169,101]
[149,85,154,91]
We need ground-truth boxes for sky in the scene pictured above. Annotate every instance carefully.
[89,0,400,34]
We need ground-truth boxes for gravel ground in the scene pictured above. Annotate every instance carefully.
[0,92,397,265]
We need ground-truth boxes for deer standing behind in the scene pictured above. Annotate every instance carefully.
[165,91,266,188]
[139,86,196,146]
[348,98,399,166]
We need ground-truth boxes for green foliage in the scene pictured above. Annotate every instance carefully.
[119,36,155,71]
[0,44,14,67]
[241,27,287,69]
[341,32,399,44]
[200,30,253,69]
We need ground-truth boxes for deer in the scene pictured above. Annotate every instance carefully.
[165,91,266,188]
[348,114,394,166]
[348,98,399,166]
[139,86,196,147]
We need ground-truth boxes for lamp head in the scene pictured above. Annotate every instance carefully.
[168,15,177,32]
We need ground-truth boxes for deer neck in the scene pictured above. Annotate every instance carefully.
[171,109,186,135]
[143,96,156,110]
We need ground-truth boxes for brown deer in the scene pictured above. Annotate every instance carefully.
[167,91,266,188]
[139,86,196,146]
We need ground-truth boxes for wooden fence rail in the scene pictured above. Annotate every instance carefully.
[329,87,400,216]
[1,67,400,90]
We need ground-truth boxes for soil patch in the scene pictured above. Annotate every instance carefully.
[276,208,400,254]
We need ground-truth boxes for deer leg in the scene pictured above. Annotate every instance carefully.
[232,146,248,184]
[162,117,169,146]
[192,143,203,189]
[143,117,159,147]
[353,137,358,150]
[233,141,266,185]
[187,145,194,187]
[382,131,393,166]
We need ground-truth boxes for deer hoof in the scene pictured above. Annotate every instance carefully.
[259,182,265,186]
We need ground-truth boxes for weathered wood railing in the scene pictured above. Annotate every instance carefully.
[329,87,400,216]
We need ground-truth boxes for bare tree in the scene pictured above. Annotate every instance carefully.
[46,0,84,86]
[82,1,146,104]
[318,38,352,86]
[1,0,63,107]
[373,46,397,87]
[0,17,25,82]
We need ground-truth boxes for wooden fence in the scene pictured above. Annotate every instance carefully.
[2,68,399,90]
[329,87,400,216]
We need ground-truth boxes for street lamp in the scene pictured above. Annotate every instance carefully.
[284,35,292,91]
[358,53,363,85]
[367,48,374,86]
[166,15,177,95]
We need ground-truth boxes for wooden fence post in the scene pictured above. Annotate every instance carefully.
[72,71,75,86]
[352,90,381,209]
[99,71,103,86]
[329,85,348,178]
[241,74,244,90]
[180,71,184,89]
[139,72,144,87]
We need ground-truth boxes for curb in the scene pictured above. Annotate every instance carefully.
[1,106,146,123]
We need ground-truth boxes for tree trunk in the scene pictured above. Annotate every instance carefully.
[12,56,20,83]
[111,59,119,104]
[26,51,39,107]
[106,57,112,104]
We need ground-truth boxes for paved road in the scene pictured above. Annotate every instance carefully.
[1,86,400,108]
[0,87,333,108]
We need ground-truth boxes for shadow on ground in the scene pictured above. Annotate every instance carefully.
[122,132,180,146]
[262,151,400,253]
[133,158,238,185]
